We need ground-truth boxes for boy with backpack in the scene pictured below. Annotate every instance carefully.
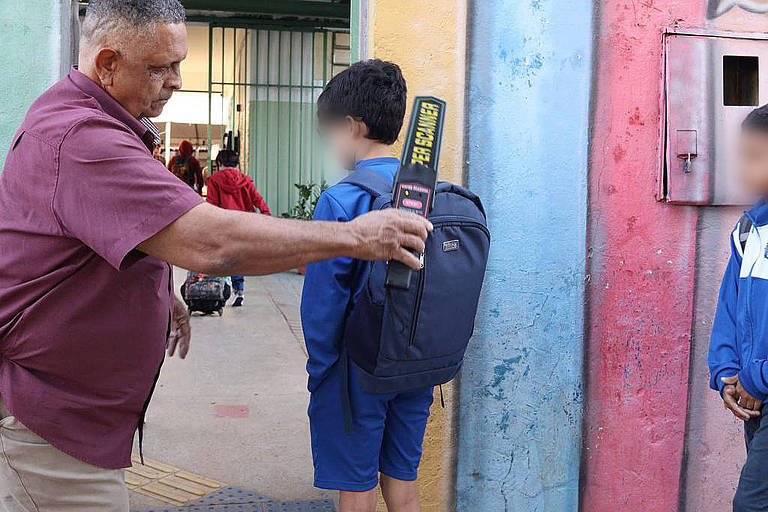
[301,60,428,512]
[710,104,768,511]
[301,60,490,512]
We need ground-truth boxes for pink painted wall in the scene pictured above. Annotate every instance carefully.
[581,1,707,510]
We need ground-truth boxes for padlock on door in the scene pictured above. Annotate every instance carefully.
[676,129,698,174]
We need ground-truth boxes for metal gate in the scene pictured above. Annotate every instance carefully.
[207,24,350,216]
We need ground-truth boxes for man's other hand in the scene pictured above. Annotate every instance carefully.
[349,209,433,270]
[167,295,191,359]
[722,375,762,420]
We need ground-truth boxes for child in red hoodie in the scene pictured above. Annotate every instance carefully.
[206,151,271,306]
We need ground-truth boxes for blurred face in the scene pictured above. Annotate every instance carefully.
[90,23,187,118]
[738,128,768,198]
[318,115,367,171]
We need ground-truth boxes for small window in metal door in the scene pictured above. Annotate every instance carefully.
[723,55,759,106]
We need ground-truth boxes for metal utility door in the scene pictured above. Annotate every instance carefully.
[664,31,768,205]
[208,25,350,216]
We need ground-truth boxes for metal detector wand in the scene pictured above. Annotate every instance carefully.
[386,96,447,290]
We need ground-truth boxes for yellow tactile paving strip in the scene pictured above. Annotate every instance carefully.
[125,453,225,506]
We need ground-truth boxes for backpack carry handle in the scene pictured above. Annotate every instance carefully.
[436,182,487,219]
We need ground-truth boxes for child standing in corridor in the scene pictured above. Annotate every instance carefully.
[206,151,271,306]
[301,59,431,512]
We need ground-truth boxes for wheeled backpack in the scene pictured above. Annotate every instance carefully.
[181,272,231,316]
[339,168,490,418]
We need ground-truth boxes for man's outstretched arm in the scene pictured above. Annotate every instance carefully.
[137,202,431,276]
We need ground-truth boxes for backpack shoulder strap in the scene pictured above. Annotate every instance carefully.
[336,167,393,436]
[340,167,393,198]
[738,214,753,253]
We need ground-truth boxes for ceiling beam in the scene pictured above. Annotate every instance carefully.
[180,1,349,20]
[186,15,349,30]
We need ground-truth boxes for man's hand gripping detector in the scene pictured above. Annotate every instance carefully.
[386,97,447,290]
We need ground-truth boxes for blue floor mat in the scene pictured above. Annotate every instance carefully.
[133,486,335,512]
[262,501,335,512]
[194,487,270,505]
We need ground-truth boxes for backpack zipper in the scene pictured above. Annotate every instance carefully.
[429,216,490,239]
[408,250,427,347]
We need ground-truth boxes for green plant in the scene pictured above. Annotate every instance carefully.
[281,181,328,220]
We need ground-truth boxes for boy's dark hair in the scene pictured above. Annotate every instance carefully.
[317,59,407,145]
[743,104,768,132]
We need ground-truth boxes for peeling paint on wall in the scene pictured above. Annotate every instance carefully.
[580,1,708,510]
[458,0,592,509]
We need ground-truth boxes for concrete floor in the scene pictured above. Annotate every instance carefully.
[130,270,333,508]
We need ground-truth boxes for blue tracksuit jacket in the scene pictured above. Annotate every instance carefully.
[710,200,768,400]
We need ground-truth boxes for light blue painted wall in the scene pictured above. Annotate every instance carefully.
[457,1,593,510]
[0,0,71,167]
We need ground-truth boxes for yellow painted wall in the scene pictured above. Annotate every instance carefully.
[366,1,467,510]
[368,0,467,185]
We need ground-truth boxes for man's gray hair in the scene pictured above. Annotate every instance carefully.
[81,0,186,49]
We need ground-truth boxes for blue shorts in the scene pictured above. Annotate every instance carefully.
[308,362,434,492]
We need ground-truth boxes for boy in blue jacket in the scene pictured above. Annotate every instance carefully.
[710,104,768,511]
[300,60,432,512]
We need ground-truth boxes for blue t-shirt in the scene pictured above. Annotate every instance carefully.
[300,157,399,391]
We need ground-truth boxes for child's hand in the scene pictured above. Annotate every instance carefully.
[721,375,762,420]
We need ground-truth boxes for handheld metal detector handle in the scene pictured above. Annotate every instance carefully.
[385,96,446,290]
[386,164,437,289]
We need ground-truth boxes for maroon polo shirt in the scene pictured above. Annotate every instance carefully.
[0,69,203,469]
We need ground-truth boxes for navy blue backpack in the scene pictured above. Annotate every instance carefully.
[338,168,490,427]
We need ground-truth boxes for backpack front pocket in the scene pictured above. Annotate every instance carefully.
[404,221,489,361]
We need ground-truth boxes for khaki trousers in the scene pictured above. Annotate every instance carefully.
[0,400,128,512]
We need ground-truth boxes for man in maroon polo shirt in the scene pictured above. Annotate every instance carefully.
[0,1,430,510]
